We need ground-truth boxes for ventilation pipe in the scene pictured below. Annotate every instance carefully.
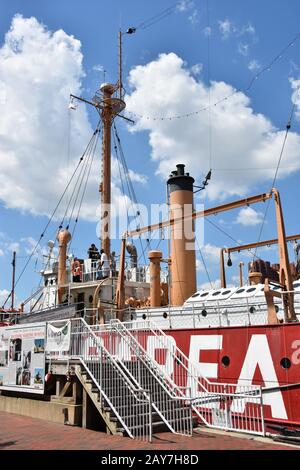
[148,250,162,307]
[56,229,71,305]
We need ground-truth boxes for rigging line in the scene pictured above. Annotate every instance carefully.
[205,217,259,259]
[2,125,101,309]
[206,0,212,171]
[136,2,179,31]
[253,84,300,261]
[112,127,130,227]
[196,237,212,288]
[126,30,300,121]
[113,123,152,262]
[69,128,101,250]
[67,125,101,229]
[60,125,100,229]
[114,127,148,264]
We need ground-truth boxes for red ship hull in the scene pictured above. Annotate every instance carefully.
[162,323,300,431]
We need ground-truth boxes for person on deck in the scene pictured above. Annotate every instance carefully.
[97,249,110,279]
[88,243,100,274]
[110,251,117,277]
[71,258,82,283]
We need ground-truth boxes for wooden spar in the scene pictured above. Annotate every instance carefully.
[11,251,16,310]
[271,188,297,322]
[115,238,126,320]
[124,192,272,239]
[220,233,300,288]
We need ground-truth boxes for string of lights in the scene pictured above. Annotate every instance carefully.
[125,31,300,122]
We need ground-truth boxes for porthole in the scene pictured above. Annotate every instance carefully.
[88,295,93,304]
[221,356,230,367]
[236,288,245,294]
[130,314,134,320]
[275,305,279,313]
[142,314,147,320]
[246,287,256,293]
[163,312,168,319]
[280,357,291,369]
[249,306,256,314]
[201,309,207,317]
[222,290,231,295]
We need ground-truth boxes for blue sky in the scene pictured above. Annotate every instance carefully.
[1,0,300,306]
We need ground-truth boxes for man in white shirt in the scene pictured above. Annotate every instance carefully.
[99,249,110,279]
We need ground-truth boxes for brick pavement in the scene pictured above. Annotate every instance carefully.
[0,411,295,450]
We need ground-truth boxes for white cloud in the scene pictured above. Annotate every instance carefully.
[126,53,300,201]
[8,242,20,253]
[190,63,203,76]
[0,289,10,305]
[235,207,263,226]
[290,78,300,120]
[199,279,221,290]
[238,43,249,56]
[176,0,194,12]
[0,16,144,222]
[203,26,212,37]
[219,19,232,39]
[240,23,255,36]
[200,243,221,264]
[0,248,4,256]
[188,10,199,25]
[92,64,104,72]
[248,59,261,72]
[218,19,256,40]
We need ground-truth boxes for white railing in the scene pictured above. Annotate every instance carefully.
[108,319,265,436]
[47,318,152,441]
[92,320,193,436]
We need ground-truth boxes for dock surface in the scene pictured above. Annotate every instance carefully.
[0,411,295,451]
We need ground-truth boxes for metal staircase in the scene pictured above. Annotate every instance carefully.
[106,319,265,436]
[48,317,265,439]
[64,318,194,440]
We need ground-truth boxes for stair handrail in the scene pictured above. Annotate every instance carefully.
[68,318,152,440]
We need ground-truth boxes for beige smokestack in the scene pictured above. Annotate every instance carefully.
[168,164,196,306]
[148,250,163,307]
[56,229,71,304]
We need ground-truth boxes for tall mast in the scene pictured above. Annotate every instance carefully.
[70,31,132,256]
[100,83,114,256]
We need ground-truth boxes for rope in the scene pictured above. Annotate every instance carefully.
[126,31,300,121]
[69,125,101,249]
[196,237,213,288]
[253,84,300,260]
[1,125,102,309]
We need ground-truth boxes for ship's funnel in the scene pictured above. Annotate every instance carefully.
[167,165,196,306]
[56,229,71,304]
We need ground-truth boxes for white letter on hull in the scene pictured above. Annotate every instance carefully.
[231,335,287,419]
[187,335,222,404]
[147,335,176,377]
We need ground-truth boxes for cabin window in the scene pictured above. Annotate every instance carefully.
[246,287,256,293]
[191,293,200,298]
[222,290,231,295]
[200,292,209,298]
[236,288,245,294]
[280,357,291,369]
[221,356,230,367]
[294,283,300,288]
[88,295,93,304]
[212,291,221,296]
